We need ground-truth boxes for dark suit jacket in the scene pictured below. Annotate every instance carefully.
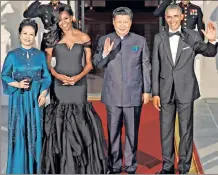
[152,29,217,103]
[153,0,172,17]
[23,0,68,29]
[93,32,151,107]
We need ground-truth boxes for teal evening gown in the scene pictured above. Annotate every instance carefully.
[1,47,51,174]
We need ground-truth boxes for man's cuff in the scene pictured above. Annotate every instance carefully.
[102,52,108,58]
[152,93,159,97]
[209,39,218,45]
[144,88,151,94]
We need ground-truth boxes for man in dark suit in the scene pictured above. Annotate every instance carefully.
[153,0,205,39]
[152,4,217,174]
[93,7,151,174]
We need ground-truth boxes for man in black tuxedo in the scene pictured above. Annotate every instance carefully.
[152,4,217,174]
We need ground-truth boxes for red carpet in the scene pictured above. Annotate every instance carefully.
[91,101,204,174]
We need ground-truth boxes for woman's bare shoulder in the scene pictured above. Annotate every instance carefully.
[74,29,90,43]
[81,33,91,43]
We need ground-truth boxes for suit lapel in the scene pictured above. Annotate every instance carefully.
[174,38,185,66]
[174,30,189,67]
[112,32,121,49]
[108,32,122,59]
[161,32,174,66]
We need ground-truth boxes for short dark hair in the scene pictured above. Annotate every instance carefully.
[112,7,133,20]
[19,18,38,35]
[165,4,182,15]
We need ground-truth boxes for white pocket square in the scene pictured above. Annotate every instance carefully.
[182,47,190,50]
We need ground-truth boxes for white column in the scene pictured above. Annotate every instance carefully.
[69,0,76,12]
[192,1,204,93]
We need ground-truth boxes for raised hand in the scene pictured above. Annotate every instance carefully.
[103,37,114,55]
[201,22,217,42]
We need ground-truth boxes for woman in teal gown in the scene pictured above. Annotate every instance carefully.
[1,19,52,174]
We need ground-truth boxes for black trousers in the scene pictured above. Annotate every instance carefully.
[160,85,194,172]
[106,105,142,173]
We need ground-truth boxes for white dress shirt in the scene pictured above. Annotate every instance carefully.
[169,26,181,64]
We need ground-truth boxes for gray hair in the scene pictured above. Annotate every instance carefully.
[112,7,133,20]
[165,4,182,15]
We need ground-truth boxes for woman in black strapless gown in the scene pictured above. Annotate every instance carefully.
[40,6,107,174]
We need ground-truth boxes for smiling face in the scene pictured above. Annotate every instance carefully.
[19,25,35,47]
[113,15,132,37]
[58,10,73,32]
[165,8,183,32]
